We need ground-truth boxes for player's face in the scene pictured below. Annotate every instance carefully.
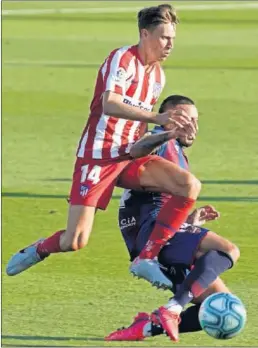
[142,23,176,62]
[165,104,199,147]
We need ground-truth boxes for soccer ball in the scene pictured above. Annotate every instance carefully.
[198,292,247,339]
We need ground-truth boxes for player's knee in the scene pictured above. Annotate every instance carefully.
[181,173,201,199]
[229,244,240,264]
[221,243,240,266]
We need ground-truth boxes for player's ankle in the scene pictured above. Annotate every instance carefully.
[164,300,183,314]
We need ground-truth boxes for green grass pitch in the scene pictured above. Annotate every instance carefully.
[2,1,258,346]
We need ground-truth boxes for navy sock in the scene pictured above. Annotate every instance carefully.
[173,250,233,307]
[179,304,202,333]
[151,304,202,336]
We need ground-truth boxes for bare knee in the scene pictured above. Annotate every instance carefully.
[218,240,240,265]
[228,243,240,264]
[177,172,201,199]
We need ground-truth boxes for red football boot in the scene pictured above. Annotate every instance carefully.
[151,306,181,342]
[105,312,150,341]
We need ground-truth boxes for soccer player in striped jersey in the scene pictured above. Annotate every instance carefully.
[7,5,201,293]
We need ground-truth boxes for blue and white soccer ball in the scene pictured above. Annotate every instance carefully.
[198,292,247,339]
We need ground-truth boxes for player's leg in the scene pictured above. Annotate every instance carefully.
[163,277,230,337]
[6,159,129,276]
[118,156,201,288]
[192,276,230,304]
[59,205,95,251]
[195,231,240,265]
[137,158,201,257]
[171,231,239,307]
[6,204,96,276]
[152,228,235,341]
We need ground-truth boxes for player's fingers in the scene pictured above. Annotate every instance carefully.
[168,118,185,129]
[204,205,217,213]
[186,122,196,135]
[171,112,191,124]
[173,109,190,118]
[206,212,220,220]
[176,114,192,125]
[182,124,196,138]
[192,118,199,133]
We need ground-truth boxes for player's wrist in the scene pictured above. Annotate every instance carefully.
[148,112,160,124]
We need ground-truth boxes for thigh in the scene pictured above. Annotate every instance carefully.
[158,225,209,268]
[117,155,190,193]
[196,231,235,257]
[139,156,191,194]
[118,206,141,260]
[192,277,231,304]
[70,158,129,210]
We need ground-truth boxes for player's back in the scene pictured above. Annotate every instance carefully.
[77,46,165,162]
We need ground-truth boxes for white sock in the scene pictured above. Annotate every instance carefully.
[142,322,152,337]
[164,298,183,314]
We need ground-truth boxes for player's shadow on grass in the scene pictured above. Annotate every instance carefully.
[2,334,104,342]
[45,178,258,185]
[2,191,258,202]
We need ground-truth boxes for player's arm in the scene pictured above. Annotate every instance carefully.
[103,91,158,123]
[129,129,179,158]
[103,91,191,127]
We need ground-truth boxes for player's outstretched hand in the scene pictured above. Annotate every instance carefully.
[187,205,220,226]
[156,109,191,128]
[156,109,197,139]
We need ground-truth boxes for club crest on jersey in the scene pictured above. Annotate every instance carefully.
[115,67,126,85]
[80,185,89,197]
[153,82,162,99]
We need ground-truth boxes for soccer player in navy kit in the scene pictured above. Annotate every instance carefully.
[105,95,240,342]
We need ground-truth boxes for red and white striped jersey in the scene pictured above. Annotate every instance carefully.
[77,45,166,162]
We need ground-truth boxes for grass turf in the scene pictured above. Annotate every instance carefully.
[2,1,258,346]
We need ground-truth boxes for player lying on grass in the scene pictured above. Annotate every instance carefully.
[6,4,201,290]
[105,95,240,342]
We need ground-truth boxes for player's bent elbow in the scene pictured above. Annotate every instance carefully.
[102,91,121,116]
[102,100,113,116]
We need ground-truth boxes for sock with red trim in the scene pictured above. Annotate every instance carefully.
[166,250,233,310]
[36,230,64,257]
[139,196,195,259]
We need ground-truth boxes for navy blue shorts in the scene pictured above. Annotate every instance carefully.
[119,207,209,267]
[158,223,208,268]
[119,206,209,292]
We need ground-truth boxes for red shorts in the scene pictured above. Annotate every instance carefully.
[69,155,162,210]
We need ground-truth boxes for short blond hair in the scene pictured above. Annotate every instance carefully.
[138,4,179,31]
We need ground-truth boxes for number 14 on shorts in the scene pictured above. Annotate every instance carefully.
[81,165,101,184]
